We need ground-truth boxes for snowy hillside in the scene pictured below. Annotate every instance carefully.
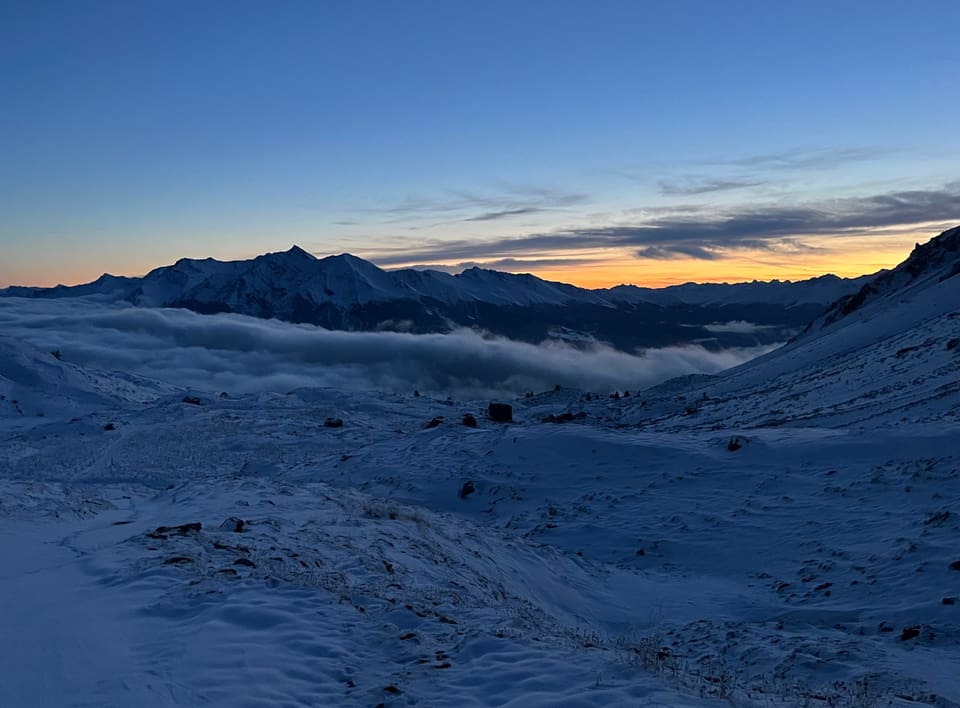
[1,227,959,707]
[0,246,871,351]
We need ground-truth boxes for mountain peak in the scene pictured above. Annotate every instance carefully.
[284,245,316,260]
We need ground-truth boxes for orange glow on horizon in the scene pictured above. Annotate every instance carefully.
[1,226,945,291]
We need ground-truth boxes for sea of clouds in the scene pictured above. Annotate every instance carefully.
[0,297,778,399]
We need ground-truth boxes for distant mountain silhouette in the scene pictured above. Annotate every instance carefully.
[1,246,878,351]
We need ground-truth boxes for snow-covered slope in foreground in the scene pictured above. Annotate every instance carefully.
[1,228,959,707]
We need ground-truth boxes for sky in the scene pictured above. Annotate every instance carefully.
[1,0,959,289]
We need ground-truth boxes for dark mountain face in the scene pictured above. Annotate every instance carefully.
[1,246,878,351]
[815,225,960,330]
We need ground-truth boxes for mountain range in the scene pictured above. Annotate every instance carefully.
[2,247,876,350]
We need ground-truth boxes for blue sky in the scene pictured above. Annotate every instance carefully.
[2,0,959,287]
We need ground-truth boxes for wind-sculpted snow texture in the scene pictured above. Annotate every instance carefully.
[1,228,959,707]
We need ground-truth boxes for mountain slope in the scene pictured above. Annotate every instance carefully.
[814,224,960,331]
[0,245,878,351]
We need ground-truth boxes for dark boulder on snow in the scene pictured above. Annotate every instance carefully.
[425,416,443,429]
[324,417,344,428]
[182,395,202,406]
[727,437,744,452]
[459,481,476,499]
[219,517,246,533]
[544,412,576,423]
[149,522,202,539]
[462,414,477,427]
[488,402,513,423]
[900,625,921,641]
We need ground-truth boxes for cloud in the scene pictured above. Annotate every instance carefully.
[463,207,547,222]
[397,257,602,274]
[658,178,766,196]
[0,298,774,400]
[724,146,889,171]
[365,187,589,223]
[703,321,777,334]
[635,245,723,260]
[370,182,960,264]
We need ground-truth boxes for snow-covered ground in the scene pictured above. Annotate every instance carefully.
[2,231,959,707]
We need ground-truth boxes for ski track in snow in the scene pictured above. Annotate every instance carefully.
[2,244,960,706]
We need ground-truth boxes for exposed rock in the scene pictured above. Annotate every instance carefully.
[900,625,921,641]
[459,481,476,499]
[324,417,344,428]
[425,417,443,429]
[163,556,193,565]
[219,517,246,533]
[103,423,116,431]
[182,395,202,406]
[488,402,513,423]
[233,558,256,568]
[148,522,202,539]
[727,437,743,452]
[461,414,477,427]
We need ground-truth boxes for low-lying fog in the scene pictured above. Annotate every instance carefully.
[0,297,779,399]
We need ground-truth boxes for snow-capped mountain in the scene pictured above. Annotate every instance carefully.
[1,246,874,350]
[605,272,876,307]
[2,245,869,309]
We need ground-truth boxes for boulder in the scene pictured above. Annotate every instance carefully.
[488,402,513,423]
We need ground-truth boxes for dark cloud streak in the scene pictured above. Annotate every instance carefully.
[659,178,766,196]
[371,182,960,264]
[463,207,547,222]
